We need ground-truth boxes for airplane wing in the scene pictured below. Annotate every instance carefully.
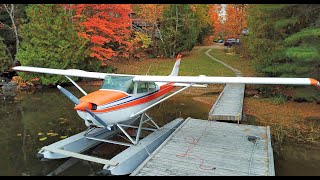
[12,66,320,87]
[12,66,134,79]
[133,75,320,87]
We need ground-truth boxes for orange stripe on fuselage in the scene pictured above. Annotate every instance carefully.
[79,90,128,106]
[92,83,175,113]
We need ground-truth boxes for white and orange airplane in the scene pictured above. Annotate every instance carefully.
[13,54,320,145]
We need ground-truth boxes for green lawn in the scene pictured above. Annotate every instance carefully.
[208,48,256,76]
[116,47,234,77]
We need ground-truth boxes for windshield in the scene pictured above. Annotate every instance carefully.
[101,76,134,94]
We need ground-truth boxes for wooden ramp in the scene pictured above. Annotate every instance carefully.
[131,117,275,176]
[208,83,245,121]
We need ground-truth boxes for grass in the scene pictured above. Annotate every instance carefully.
[113,47,234,77]
[208,48,256,76]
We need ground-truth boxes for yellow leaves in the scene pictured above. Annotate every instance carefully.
[17,134,21,136]
[38,132,43,136]
[46,133,58,137]
[60,136,68,139]
[39,137,47,141]
[133,32,152,49]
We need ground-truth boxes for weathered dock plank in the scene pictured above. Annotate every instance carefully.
[208,83,245,121]
[131,118,275,176]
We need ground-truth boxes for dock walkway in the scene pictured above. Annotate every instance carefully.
[205,49,245,122]
[131,117,275,176]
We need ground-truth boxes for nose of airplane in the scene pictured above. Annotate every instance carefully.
[74,90,128,111]
[74,101,96,111]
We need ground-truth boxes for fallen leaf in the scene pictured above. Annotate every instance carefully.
[60,136,68,139]
[47,133,58,136]
[38,132,43,136]
[17,134,21,136]
[39,137,47,141]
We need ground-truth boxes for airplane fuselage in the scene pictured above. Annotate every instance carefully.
[76,82,174,127]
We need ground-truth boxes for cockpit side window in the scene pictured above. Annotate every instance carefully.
[148,82,157,91]
[101,76,134,94]
[137,82,149,93]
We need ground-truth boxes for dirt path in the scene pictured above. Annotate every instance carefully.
[205,48,242,77]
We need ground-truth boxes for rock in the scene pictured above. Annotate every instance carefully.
[2,81,18,93]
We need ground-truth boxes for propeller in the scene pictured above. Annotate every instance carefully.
[57,85,111,129]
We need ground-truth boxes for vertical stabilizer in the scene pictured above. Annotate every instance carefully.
[170,54,182,76]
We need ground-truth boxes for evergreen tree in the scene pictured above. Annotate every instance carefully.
[0,4,28,63]
[160,4,201,57]
[0,37,11,72]
[244,4,320,79]
[17,4,89,85]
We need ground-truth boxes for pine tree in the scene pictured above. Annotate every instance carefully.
[161,4,201,57]
[245,4,320,79]
[17,4,89,85]
[243,4,320,101]
[0,37,11,71]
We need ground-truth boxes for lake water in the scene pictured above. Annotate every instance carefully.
[0,85,319,176]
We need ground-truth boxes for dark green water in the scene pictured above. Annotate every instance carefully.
[0,85,319,176]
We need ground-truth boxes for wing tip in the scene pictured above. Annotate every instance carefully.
[310,78,320,87]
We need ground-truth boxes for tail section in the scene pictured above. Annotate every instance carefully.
[170,53,182,76]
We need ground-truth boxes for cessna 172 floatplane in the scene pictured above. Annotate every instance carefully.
[12,54,320,175]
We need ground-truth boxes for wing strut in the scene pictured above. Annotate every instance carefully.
[130,83,194,118]
[64,75,87,95]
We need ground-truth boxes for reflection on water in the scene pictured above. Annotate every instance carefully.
[274,143,320,176]
[0,85,319,176]
[0,85,209,176]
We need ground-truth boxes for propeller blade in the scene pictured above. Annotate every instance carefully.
[57,85,111,130]
[85,108,111,130]
[57,85,80,105]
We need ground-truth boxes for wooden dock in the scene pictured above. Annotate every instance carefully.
[131,117,275,176]
[208,83,245,121]
[205,49,245,122]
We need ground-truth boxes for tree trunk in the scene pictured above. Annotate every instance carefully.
[4,4,19,62]
[155,23,167,57]
[173,4,178,58]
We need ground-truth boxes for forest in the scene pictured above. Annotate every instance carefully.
[0,4,319,100]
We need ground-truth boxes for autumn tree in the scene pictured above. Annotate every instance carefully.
[224,4,246,39]
[209,4,224,40]
[17,4,89,85]
[133,4,166,56]
[72,4,133,61]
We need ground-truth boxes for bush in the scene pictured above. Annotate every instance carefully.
[271,94,287,104]
[290,87,320,102]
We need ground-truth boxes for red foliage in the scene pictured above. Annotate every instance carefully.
[71,4,133,61]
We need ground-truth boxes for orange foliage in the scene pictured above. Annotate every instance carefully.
[72,4,133,61]
[224,4,247,39]
[134,4,164,24]
[209,4,223,39]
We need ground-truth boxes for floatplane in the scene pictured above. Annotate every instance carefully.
[13,54,320,175]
